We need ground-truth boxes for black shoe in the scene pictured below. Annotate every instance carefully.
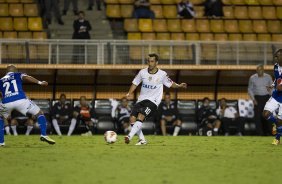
[87,6,93,10]
[58,19,64,25]
[62,10,67,15]
[73,10,78,15]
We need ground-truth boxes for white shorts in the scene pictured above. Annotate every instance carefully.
[0,98,40,119]
[264,97,282,119]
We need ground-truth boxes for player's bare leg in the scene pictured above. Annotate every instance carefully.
[160,119,167,136]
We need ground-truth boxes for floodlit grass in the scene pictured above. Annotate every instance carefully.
[0,135,281,184]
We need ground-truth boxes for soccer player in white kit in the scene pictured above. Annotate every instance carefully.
[124,53,187,145]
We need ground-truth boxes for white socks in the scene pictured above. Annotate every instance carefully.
[128,121,142,140]
[52,119,62,136]
[5,126,10,135]
[11,125,18,136]
[67,118,77,136]
[136,129,145,141]
[173,126,181,136]
[25,126,33,135]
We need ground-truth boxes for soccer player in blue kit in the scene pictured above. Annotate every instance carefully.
[0,65,55,146]
[263,49,282,145]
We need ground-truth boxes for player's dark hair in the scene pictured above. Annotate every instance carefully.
[148,53,159,62]
[203,97,210,101]
[165,92,170,96]
[220,98,227,102]
[60,93,66,98]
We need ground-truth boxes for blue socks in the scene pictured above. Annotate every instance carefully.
[0,118,4,144]
[37,115,47,136]
[267,115,277,125]
[275,126,282,140]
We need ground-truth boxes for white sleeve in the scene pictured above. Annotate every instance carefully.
[162,74,173,88]
[132,71,142,86]
[20,73,27,79]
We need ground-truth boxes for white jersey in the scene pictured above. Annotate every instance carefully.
[132,68,173,106]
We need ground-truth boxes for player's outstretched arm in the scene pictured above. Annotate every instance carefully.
[126,84,137,99]
[171,82,187,89]
[22,75,48,86]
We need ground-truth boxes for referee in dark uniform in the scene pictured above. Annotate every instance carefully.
[248,64,273,135]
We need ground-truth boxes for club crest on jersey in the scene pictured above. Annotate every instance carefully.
[142,83,157,89]
[148,76,152,81]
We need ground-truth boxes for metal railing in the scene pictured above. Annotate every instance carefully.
[0,39,281,65]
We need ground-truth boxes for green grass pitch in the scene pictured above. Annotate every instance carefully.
[0,135,282,184]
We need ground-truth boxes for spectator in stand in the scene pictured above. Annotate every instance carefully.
[177,0,195,19]
[43,0,64,25]
[159,93,182,136]
[202,0,224,18]
[63,0,78,15]
[10,111,35,136]
[87,0,101,11]
[197,97,221,136]
[51,94,73,136]
[132,0,155,19]
[72,11,92,64]
[116,97,131,134]
[216,98,245,136]
[67,96,95,136]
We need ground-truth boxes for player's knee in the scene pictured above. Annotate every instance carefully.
[176,120,182,126]
[129,116,136,124]
[160,119,166,126]
[36,110,44,117]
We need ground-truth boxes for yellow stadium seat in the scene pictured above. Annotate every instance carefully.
[253,20,267,33]
[118,0,134,3]
[106,5,121,18]
[234,6,248,19]
[245,0,259,5]
[14,17,28,31]
[161,0,175,4]
[272,34,282,41]
[0,4,9,16]
[277,7,282,19]
[243,34,257,41]
[18,31,32,39]
[28,17,43,31]
[127,32,141,40]
[150,0,161,3]
[24,3,38,16]
[6,0,20,3]
[186,33,199,40]
[105,0,119,3]
[257,34,271,41]
[196,19,210,33]
[142,33,156,40]
[222,0,232,4]
[189,0,205,4]
[153,19,167,32]
[201,44,216,60]
[171,33,190,60]
[9,3,24,16]
[167,19,181,32]
[120,5,133,18]
[214,34,228,41]
[262,7,276,19]
[157,33,170,40]
[124,19,138,32]
[210,20,224,33]
[0,17,13,31]
[150,5,163,18]
[37,44,49,59]
[3,31,17,39]
[171,33,185,40]
[248,6,262,19]
[273,0,282,5]
[259,0,273,5]
[163,5,177,18]
[267,20,281,33]
[181,19,196,32]
[239,20,252,33]
[138,19,153,32]
[229,34,242,41]
[194,6,204,18]
[7,44,23,59]
[23,44,37,59]
[33,31,47,39]
[200,33,214,41]
[224,20,239,33]
[21,0,35,2]
[231,0,245,4]
[223,6,234,19]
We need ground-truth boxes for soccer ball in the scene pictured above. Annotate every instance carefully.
[104,131,117,144]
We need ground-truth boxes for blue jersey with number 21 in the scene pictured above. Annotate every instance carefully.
[0,72,27,104]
